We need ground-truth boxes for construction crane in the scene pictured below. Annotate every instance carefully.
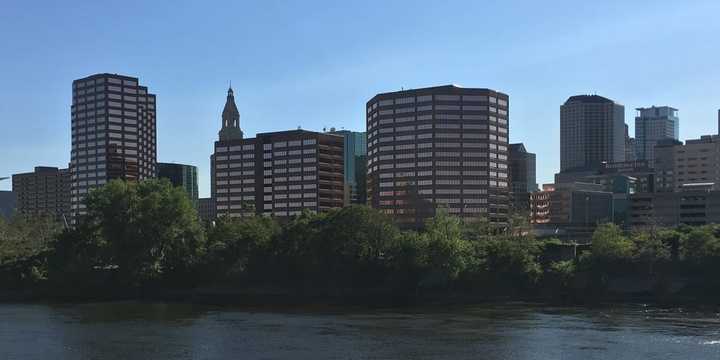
[0,177,8,181]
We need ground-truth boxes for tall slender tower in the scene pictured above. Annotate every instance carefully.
[218,87,243,141]
[70,73,157,220]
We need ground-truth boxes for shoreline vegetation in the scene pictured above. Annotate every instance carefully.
[2,179,720,307]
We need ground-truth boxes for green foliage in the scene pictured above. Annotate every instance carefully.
[0,215,60,266]
[421,212,476,282]
[632,232,671,263]
[590,223,634,261]
[681,225,720,263]
[0,215,61,286]
[51,179,205,286]
[9,177,720,303]
[206,214,281,278]
[548,260,576,288]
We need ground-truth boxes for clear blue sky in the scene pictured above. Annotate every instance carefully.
[1,0,719,197]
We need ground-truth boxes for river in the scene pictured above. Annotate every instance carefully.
[1,302,718,359]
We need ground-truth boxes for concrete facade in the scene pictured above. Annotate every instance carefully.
[12,167,70,220]
[70,73,157,219]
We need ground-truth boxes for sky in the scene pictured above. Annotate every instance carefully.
[1,0,719,197]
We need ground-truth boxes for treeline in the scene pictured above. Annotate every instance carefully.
[2,179,720,304]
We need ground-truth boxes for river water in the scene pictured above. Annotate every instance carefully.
[1,302,718,359]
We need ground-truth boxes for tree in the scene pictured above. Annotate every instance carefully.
[205,215,280,280]
[51,179,205,287]
[418,211,477,288]
[0,214,61,285]
[632,231,670,274]
[681,225,720,263]
[590,223,634,261]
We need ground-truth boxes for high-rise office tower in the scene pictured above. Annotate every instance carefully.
[635,106,679,166]
[329,130,367,205]
[211,87,345,217]
[157,163,199,207]
[12,166,71,219]
[70,73,157,219]
[560,95,625,172]
[509,143,537,212]
[366,85,510,227]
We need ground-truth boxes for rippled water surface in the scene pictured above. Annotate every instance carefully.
[1,302,719,359]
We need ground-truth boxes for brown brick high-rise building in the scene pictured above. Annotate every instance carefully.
[366,85,510,227]
[211,87,344,217]
[70,73,157,219]
[12,166,71,220]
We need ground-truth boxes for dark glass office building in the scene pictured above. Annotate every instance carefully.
[157,163,199,207]
[330,130,367,205]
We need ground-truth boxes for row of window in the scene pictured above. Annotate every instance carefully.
[368,95,507,110]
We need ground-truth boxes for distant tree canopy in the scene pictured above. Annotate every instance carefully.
[49,179,205,286]
[3,178,720,302]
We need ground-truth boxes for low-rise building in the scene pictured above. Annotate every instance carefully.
[629,188,720,228]
[12,167,71,220]
[530,182,613,242]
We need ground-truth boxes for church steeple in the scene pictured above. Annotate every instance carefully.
[219,85,243,141]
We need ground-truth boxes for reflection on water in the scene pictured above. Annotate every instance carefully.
[0,302,719,359]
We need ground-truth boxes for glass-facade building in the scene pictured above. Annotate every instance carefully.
[157,163,199,207]
[330,130,367,205]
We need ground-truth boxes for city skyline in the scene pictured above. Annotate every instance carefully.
[2,0,720,198]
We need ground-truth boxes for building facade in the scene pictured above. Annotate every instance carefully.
[198,197,216,221]
[509,143,537,212]
[330,130,367,205]
[12,167,71,219]
[653,135,720,192]
[629,190,720,228]
[211,87,345,217]
[70,73,157,218]
[625,124,636,162]
[635,106,679,166]
[157,163,199,207]
[653,138,683,192]
[530,182,614,242]
[366,85,510,227]
[530,182,613,226]
[560,95,625,173]
[0,191,16,219]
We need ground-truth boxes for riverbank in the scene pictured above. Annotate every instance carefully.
[3,280,719,309]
